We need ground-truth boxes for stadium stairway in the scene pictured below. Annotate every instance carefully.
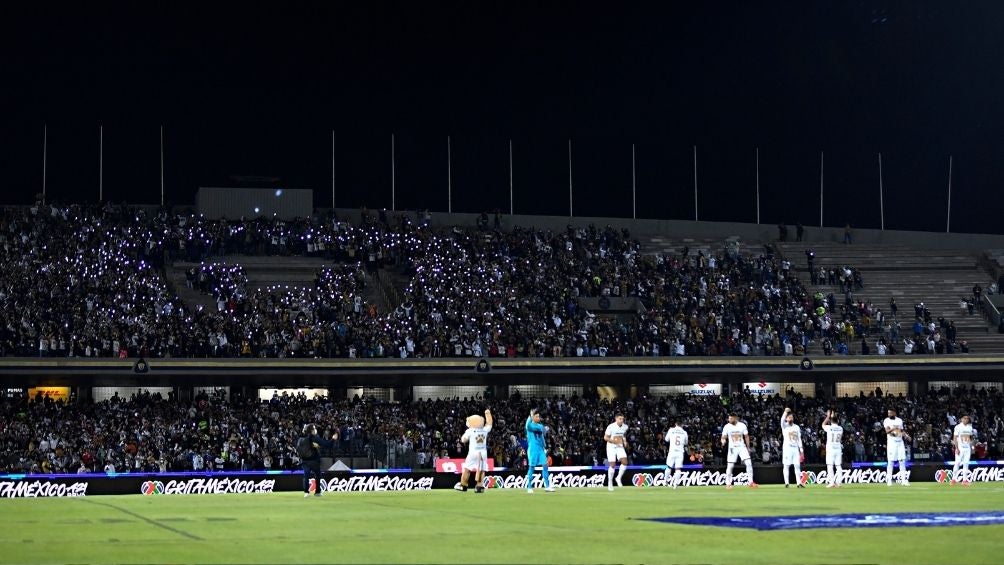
[639,236,726,258]
[166,256,389,316]
[774,241,1004,355]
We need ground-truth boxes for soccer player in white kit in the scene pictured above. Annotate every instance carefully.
[883,407,911,486]
[455,409,493,493]
[664,421,688,489]
[780,408,804,488]
[720,413,758,489]
[821,409,844,488]
[951,415,975,485]
[604,414,629,491]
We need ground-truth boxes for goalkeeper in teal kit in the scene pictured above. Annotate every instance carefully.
[525,409,557,493]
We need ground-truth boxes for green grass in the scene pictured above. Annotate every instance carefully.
[3,484,1004,564]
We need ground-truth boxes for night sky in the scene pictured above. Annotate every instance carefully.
[1,2,1002,233]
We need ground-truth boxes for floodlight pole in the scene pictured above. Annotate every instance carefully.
[337,130,341,209]
[568,139,573,217]
[819,151,824,227]
[508,139,514,215]
[693,145,698,221]
[42,124,47,205]
[160,125,165,207]
[99,125,104,202]
[391,134,396,211]
[755,147,760,225]
[946,155,953,233]
[447,136,452,214]
[878,152,884,230]
[631,144,637,220]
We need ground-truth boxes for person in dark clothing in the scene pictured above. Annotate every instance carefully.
[300,423,338,497]
[796,223,804,242]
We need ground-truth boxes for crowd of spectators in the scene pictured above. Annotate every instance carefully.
[0,202,816,359]
[0,202,983,359]
[3,385,1001,475]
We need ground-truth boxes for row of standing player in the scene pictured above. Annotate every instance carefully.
[452,407,979,493]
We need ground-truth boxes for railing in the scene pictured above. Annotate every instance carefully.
[981,293,1002,328]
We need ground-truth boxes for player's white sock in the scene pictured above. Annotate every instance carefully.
[617,464,626,483]
[672,469,682,488]
[899,461,908,484]
[827,464,835,485]
[834,464,842,486]
[793,462,801,485]
[607,466,615,486]
[886,461,894,485]
[744,459,753,481]
[783,464,790,485]
[725,462,734,486]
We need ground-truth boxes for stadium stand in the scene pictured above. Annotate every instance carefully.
[3,386,1001,475]
[776,241,1004,354]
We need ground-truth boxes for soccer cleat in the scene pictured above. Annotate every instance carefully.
[314,491,323,497]
[826,484,836,488]
[454,483,467,492]
[962,480,971,486]
[544,486,557,492]
[902,480,910,486]
[527,488,534,494]
[725,485,733,490]
[785,484,790,488]
[748,482,759,489]
[950,480,957,486]
[475,485,485,494]
[796,484,805,489]
[608,485,614,491]
[615,477,623,487]
[304,493,311,498]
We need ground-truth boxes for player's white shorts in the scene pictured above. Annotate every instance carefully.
[887,442,906,462]
[726,445,750,463]
[826,446,843,466]
[666,452,685,469]
[607,444,628,463]
[463,451,489,472]
[956,447,972,465]
[782,448,800,466]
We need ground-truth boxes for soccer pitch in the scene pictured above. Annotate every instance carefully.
[3,484,1003,565]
